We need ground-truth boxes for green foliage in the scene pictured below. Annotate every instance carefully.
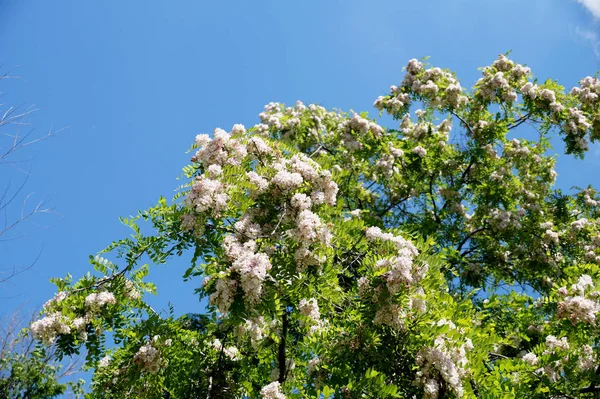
[30,54,600,398]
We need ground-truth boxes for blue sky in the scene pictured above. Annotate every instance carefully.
[1,0,599,341]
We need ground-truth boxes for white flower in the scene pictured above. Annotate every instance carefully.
[298,298,320,322]
[85,291,116,310]
[99,356,111,368]
[412,146,427,157]
[260,381,286,399]
[522,352,538,366]
[133,343,162,374]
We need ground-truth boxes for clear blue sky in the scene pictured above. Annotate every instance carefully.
[1,0,599,326]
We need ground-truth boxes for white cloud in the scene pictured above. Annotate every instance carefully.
[576,0,600,19]
[575,26,600,57]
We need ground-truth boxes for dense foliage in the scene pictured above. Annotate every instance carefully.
[0,312,83,399]
[34,54,600,398]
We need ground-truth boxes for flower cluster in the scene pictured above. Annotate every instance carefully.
[570,76,599,107]
[208,235,272,312]
[563,107,592,152]
[298,298,325,334]
[192,127,247,168]
[133,343,162,374]
[210,338,240,361]
[488,208,522,231]
[42,291,67,311]
[415,320,472,398]
[473,54,530,104]
[237,316,268,349]
[337,113,385,149]
[184,175,229,216]
[30,313,72,344]
[260,381,286,399]
[365,226,425,293]
[85,291,117,310]
[556,275,600,325]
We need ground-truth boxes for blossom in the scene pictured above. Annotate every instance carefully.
[291,193,312,211]
[133,343,162,374]
[99,356,111,368]
[232,251,272,305]
[210,339,240,360]
[246,171,269,193]
[85,291,116,310]
[185,176,229,216]
[30,313,71,344]
[557,295,599,324]
[192,127,247,167]
[308,357,320,374]
[292,210,331,247]
[260,381,286,399]
[209,276,238,313]
[416,334,469,398]
[522,352,538,366]
[42,291,68,311]
[298,298,320,322]
[271,170,303,190]
[544,335,569,354]
[543,229,559,245]
[412,146,427,157]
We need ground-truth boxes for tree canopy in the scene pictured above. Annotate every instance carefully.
[33,53,600,398]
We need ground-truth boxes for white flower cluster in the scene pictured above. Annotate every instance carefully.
[291,210,331,248]
[298,298,320,321]
[256,100,345,144]
[557,275,600,325]
[578,344,597,371]
[406,59,469,109]
[571,217,589,231]
[85,291,117,310]
[522,352,539,366]
[98,355,111,368]
[415,321,472,399]
[373,303,407,330]
[543,335,570,354]
[308,357,321,374]
[208,235,272,312]
[42,291,67,311]
[34,284,123,345]
[571,76,599,106]
[503,138,531,159]
[210,338,240,360]
[185,175,229,217]
[473,54,530,104]
[543,229,559,246]
[488,208,521,231]
[30,313,72,345]
[260,381,286,399]
[247,171,269,195]
[337,113,385,150]
[412,146,427,158]
[365,226,425,294]
[133,343,162,374]
[193,127,248,168]
[375,145,403,178]
[582,188,598,207]
[122,279,141,300]
[521,82,564,113]
[298,298,325,334]
[374,58,422,112]
[564,107,592,152]
[237,316,268,349]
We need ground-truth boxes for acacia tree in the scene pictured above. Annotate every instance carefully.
[33,54,600,398]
